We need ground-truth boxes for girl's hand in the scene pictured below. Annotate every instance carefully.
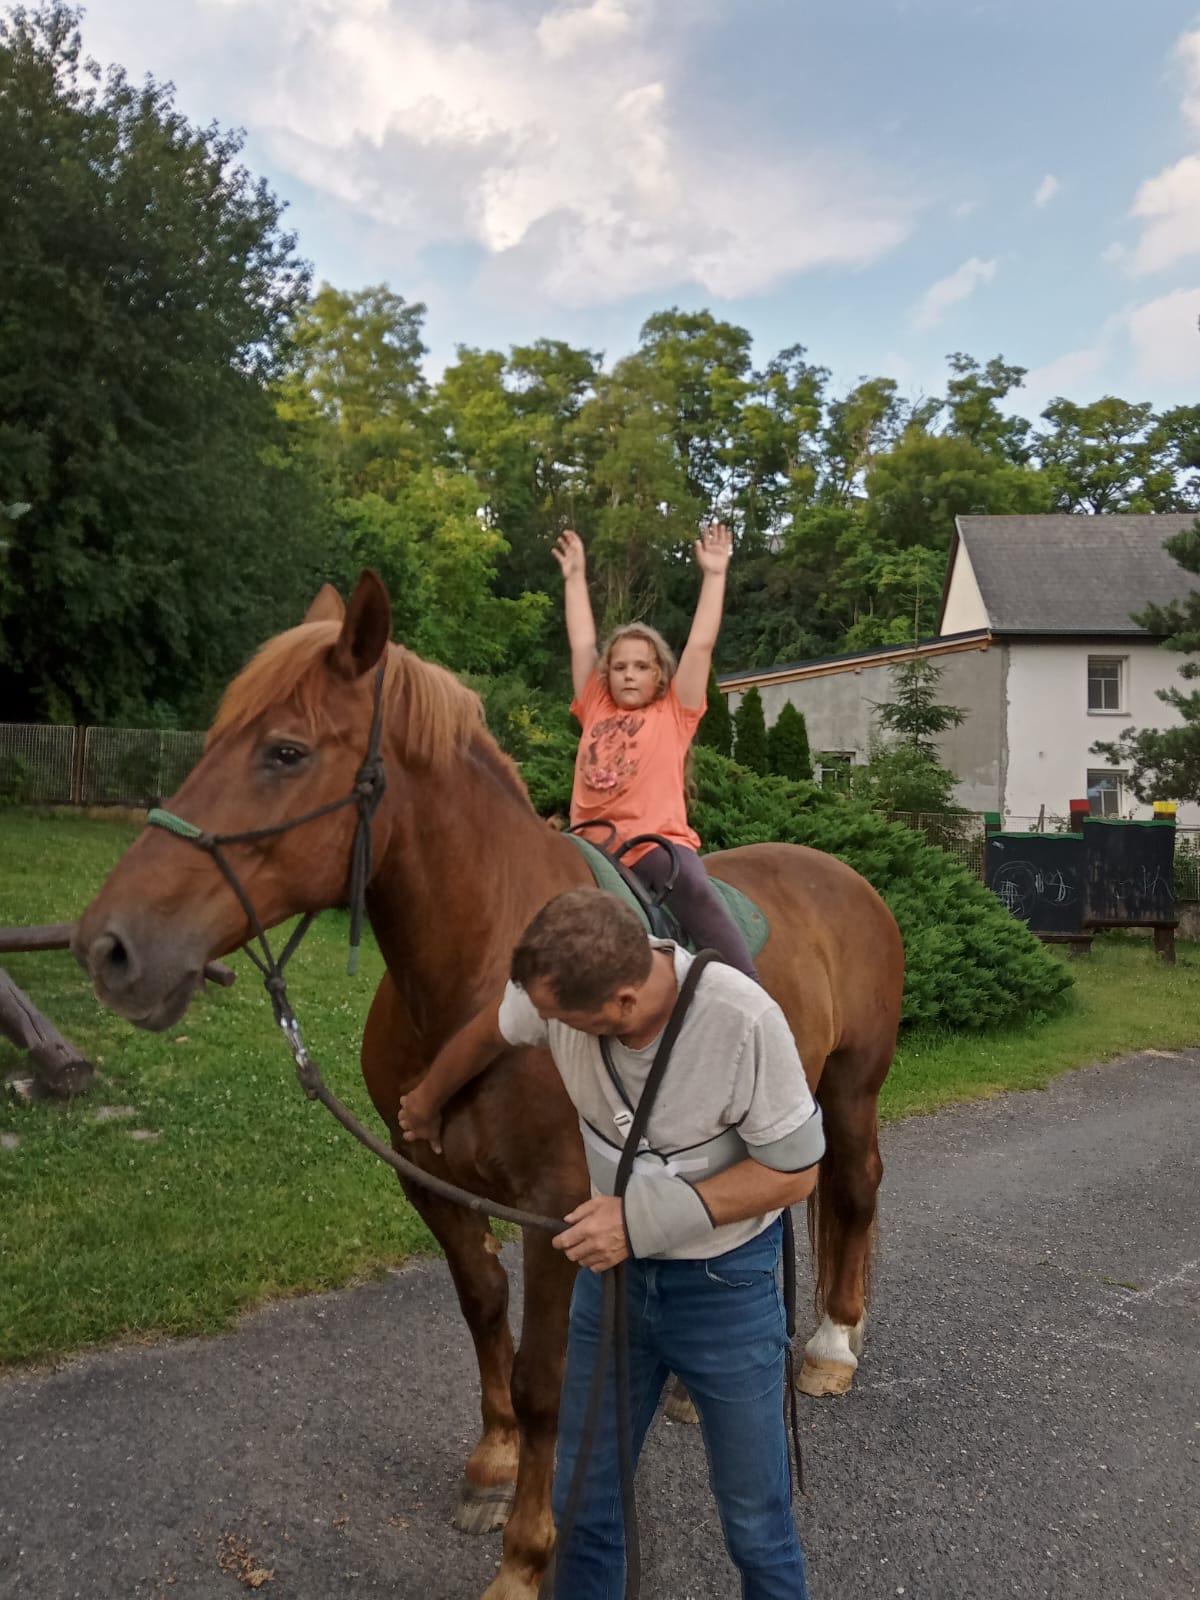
[552,528,587,581]
[694,522,733,575]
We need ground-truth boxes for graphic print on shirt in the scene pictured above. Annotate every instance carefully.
[581,712,645,794]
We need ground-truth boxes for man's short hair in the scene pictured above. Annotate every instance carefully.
[511,889,653,1011]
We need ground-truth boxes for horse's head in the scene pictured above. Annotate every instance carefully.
[73,572,394,1029]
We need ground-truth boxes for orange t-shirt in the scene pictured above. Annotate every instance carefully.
[569,671,704,863]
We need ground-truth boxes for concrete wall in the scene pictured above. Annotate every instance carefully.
[1003,638,1200,824]
[725,643,1005,813]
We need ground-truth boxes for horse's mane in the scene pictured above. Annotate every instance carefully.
[209,621,530,800]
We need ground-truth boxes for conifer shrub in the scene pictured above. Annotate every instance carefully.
[733,685,769,774]
[766,701,814,781]
[695,665,733,756]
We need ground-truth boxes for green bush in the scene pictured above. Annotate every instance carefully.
[766,701,813,782]
[687,746,1071,1032]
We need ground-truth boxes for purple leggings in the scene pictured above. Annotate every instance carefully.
[630,844,761,982]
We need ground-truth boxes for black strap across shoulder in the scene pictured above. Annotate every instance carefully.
[611,948,719,1201]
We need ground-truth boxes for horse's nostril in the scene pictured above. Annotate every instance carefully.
[94,929,137,991]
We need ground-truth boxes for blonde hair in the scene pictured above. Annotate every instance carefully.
[597,623,677,704]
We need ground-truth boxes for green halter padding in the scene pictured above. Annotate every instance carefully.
[147,807,204,841]
[563,832,770,959]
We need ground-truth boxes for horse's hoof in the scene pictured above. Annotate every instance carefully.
[796,1355,856,1396]
[663,1385,699,1425]
[452,1478,515,1534]
[480,1566,540,1600]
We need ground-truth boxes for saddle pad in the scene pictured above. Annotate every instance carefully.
[563,833,770,960]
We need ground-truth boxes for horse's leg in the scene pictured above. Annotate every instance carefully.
[481,1227,576,1600]
[799,1052,887,1397]
[362,985,520,1532]
[401,1182,521,1531]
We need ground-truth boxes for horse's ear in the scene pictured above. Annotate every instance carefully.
[331,570,392,680]
[304,584,345,625]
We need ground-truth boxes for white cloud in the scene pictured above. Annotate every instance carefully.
[910,257,996,331]
[1126,285,1200,386]
[1129,153,1200,275]
[1125,30,1200,275]
[1034,173,1059,208]
[952,199,979,219]
[1179,27,1200,132]
[85,0,913,310]
[1021,347,1104,412]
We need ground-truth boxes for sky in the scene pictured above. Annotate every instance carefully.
[78,0,1200,415]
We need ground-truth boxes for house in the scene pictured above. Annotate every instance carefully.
[719,513,1200,825]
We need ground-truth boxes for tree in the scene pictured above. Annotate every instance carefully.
[1092,516,1200,800]
[1035,397,1190,513]
[874,657,965,758]
[277,284,431,498]
[942,352,1032,463]
[733,685,769,774]
[766,701,813,782]
[695,664,733,756]
[0,5,321,723]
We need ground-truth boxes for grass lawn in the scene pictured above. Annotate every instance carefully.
[3,807,1199,1367]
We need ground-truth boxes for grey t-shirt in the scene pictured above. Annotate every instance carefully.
[497,941,824,1259]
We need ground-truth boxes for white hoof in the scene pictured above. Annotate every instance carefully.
[798,1315,860,1396]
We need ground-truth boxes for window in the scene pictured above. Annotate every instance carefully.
[816,752,855,791]
[1086,770,1125,818]
[1087,657,1124,712]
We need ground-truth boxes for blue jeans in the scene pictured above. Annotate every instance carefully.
[551,1218,807,1599]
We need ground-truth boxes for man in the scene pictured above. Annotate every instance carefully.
[399,887,824,1599]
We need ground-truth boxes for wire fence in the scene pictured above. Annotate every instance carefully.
[0,723,205,809]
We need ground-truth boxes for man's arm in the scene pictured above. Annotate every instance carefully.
[553,1156,819,1272]
[673,523,733,710]
[398,995,508,1153]
[552,529,599,700]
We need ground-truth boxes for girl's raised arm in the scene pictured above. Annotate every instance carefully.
[553,529,600,701]
[675,523,733,710]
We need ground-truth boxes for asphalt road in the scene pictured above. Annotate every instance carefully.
[2,1049,1197,1600]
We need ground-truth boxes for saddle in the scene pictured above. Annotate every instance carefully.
[562,824,770,959]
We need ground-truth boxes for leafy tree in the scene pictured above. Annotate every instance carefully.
[942,352,1032,463]
[1036,397,1189,513]
[277,284,431,498]
[766,701,813,782]
[0,4,321,723]
[733,685,769,774]
[695,664,733,756]
[1092,515,1200,799]
[849,742,961,814]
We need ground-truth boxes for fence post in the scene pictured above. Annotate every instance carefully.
[71,726,85,806]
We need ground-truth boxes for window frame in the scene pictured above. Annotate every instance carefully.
[1086,768,1126,819]
[1087,655,1126,715]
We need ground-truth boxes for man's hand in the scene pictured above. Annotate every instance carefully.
[553,1195,629,1272]
[398,1091,443,1155]
[552,528,587,581]
[694,522,732,575]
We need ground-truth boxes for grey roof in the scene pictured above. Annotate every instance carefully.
[950,514,1200,634]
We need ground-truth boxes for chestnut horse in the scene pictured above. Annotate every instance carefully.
[75,572,904,1600]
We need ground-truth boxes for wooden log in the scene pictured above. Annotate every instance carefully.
[0,967,95,1098]
[0,924,235,987]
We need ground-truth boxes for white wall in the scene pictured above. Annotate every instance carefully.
[941,542,989,634]
[1004,639,1200,824]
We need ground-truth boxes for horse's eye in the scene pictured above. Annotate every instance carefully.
[265,742,309,770]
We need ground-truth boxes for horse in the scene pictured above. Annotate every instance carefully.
[74,571,905,1600]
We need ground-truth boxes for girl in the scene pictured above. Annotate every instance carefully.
[398,524,757,1150]
[554,523,759,979]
